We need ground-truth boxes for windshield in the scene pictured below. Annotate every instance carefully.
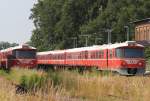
[14,50,36,59]
[116,48,144,58]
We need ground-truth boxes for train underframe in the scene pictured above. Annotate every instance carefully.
[37,63,145,76]
[114,67,145,75]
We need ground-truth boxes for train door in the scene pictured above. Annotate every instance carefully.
[6,55,15,69]
[64,52,66,65]
[106,49,108,69]
[107,49,113,69]
[6,50,16,69]
[101,49,108,70]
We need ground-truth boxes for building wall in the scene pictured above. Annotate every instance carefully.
[135,23,150,41]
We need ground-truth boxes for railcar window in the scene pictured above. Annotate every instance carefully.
[48,54,52,59]
[79,53,81,59]
[90,52,94,59]
[95,51,98,59]
[89,51,103,59]
[85,51,88,59]
[109,50,113,58]
[124,48,144,58]
[96,51,100,59]
[100,51,104,58]
[14,50,36,59]
[116,48,144,58]
[72,53,78,59]
[116,49,124,58]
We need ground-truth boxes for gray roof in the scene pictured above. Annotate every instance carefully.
[132,18,150,24]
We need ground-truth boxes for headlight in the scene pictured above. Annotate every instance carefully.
[138,62,143,66]
[121,61,127,67]
[17,62,20,65]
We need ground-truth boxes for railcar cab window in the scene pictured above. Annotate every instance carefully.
[116,48,144,58]
[13,50,36,59]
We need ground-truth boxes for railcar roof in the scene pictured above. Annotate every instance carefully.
[37,51,52,55]
[37,50,65,55]
[0,44,36,53]
[37,41,144,55]
[65,41,143,52]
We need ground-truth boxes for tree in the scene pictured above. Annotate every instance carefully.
[0,41,18,50]
[30,0,150,51]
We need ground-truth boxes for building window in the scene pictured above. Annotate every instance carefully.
[148,27,150,40]
[144,27,146,40]
[137,28,139,40]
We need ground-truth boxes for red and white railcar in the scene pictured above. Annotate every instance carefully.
[0,44,37,69]
[37,41,145,75]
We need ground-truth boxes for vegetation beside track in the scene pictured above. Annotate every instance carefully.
[0,68,150,101]
[0,68,47,91]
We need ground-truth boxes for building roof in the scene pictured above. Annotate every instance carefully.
[132,18,150,25]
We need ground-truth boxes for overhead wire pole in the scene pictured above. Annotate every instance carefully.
[80,35,91,47]
[105,29,112,44]
[93,33,102,45]
[71,37,77,48]
[95,38,102,45]
[124,26,130,41]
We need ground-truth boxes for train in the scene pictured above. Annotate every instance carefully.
[37,41,146,75]
[0,44,37,69]
[0,41,145,75]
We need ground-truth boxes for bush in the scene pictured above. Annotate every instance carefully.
[144,47,150,60]
[0,68,47,92]
[20,74,46,91]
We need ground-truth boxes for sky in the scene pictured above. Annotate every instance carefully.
[0,0,37,44]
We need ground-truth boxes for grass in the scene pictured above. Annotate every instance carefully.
[46,70,150,101]
[0,68,67,101]
[0,77,66,101]
[0,67,47,91]
[0,68,150,101]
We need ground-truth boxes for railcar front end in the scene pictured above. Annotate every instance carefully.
[0,45,37,69]
[11,49,37,68]
[114,47,145,75]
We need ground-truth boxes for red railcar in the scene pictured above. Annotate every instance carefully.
[0,44,37,69]
[37,41,145,75]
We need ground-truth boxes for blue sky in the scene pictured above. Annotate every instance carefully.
[0,0,37,44]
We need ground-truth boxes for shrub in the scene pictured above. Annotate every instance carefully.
[19,73,47,92]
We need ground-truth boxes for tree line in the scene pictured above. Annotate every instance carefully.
[30,0,150,51]
[0,42,18,50]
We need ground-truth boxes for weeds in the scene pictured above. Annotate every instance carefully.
[0,68,150,101]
